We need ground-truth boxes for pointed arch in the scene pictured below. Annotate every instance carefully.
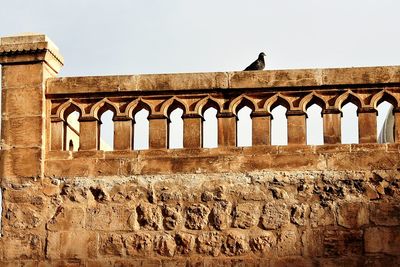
[160,97,188,116]
[264,94,291,113]
[335,91,362,110]
[194,96,222,115]
[126,98,152,118]
[299,93,327,112]
[229,95,257,115]
[371,90,399,109]
[90,98,119,119]
[56,99,83,121]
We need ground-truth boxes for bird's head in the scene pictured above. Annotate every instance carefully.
[259,52,266,58]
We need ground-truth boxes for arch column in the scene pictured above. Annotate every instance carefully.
[114,116,133,150]
[287,110,307,145]
[392,108,400,143]
[217,112,236,147]
[358,107,377,143]
[323,108,341,144]
[183,113,202,148]
[79,116,100,150]
[148,114,168,149]
[251,111,271,146]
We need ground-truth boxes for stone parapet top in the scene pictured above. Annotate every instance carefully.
[0,33,64,73]
[47,65,400,95]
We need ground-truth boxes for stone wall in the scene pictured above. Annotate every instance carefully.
[0,33,400,266]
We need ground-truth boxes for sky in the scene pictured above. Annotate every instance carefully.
[0,0,399,147]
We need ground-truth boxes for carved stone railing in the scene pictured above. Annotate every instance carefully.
[46,67,400,152]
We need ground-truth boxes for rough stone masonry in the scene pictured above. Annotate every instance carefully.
[0,33,400,266]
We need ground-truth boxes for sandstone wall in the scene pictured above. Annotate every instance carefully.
[0,33,400,266]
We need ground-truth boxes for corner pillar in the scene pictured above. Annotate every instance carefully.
[0,34,64,181]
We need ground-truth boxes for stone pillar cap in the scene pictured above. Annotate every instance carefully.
[0,33,64,73]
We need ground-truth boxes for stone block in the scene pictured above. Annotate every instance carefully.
[364,227,400,255]
[47,231,97,259]
[44,159,93,178]
[2,63,44,89]
[3,203,43,230]
[260,202,290,230]
[153,234,176,257]
[99,233,124,256]
[175,233,196,255]
[337,202,369,228]
[86,204,138,231]
[1,147,42,179]
[249,232,276,254]
[276,226,301,256]
[2,88,43,117]
[222,232,250,256]
[137,203,163,230]
[323,230,363,256]
[233,202,260,229]
[185,204,210,230]
[47,206,85,231]
[162,205,183,230]
[3,232,43,260]
[1,116,43,147]
[197,232,224,256]
[369,202,400,226]
[209,201,231,230]
[124,233,153,256]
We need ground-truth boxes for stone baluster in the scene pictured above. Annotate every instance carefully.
[358,107,377,143]
[50,117,64,150]
[148,114,168,149]
[217,112,236,147]
[183,114,202,148]
[394,108,400,143]
[113,116,133,150]
[251,111,271,146]
[79,116,100,150]
[323,108,341,144]
[287,110,307,145]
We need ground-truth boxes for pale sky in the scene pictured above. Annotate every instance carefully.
[0,0,399,147]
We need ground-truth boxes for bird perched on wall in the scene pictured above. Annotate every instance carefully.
[244,52,266,71]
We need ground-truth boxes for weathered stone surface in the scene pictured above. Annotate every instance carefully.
[185,204,210,230]
[233,203,260,229]
[290,204,308,226]
[153,235,176,257]
[197,232,224,256]
[369,203,400,226]
[162,205,182,230]
[249,232,276,253]
[175,233,196,255]
[124,233,153,256]
[364,227,400,255]
[324,230,363,256]
[337,202,369,228]
[222,232,250,256]
[99,234,124,256]
[86,204,137,231]
[210,201,231,230]
[136,203,162,230]
[276,226,301,256]
[260,202,290,230]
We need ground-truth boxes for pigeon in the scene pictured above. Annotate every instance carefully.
[244,52,266,71]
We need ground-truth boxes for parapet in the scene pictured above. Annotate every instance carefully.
[1,34,400,266]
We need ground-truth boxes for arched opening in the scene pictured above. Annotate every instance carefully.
[377,101,394,143]
[99,110,114,151]
[237,106,252,147]
[65,110,80,151]
[168,107,184,149]
[341,102,359,144]
[271,105,288,145]
[133,108,150,150]
[203,107,218,148]
[306,104,323,145]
